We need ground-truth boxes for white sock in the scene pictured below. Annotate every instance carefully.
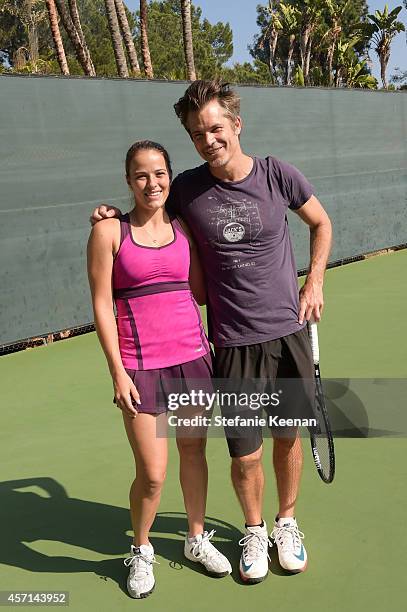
[187,533,203,543]
[276,516,296,526]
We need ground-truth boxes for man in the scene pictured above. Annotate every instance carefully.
[92,79,332,583]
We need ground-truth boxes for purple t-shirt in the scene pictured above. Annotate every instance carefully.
[168,156,314,347]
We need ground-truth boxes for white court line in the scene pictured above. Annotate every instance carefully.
[0,197,126,214]
[1,167,405,214]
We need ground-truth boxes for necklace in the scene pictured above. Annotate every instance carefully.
[142,224,159,245]
[130,211,168,246]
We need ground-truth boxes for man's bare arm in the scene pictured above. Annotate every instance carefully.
[89,204,122,225]
[294,195,332,324]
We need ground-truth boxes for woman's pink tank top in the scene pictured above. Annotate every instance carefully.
[112,213,209,370]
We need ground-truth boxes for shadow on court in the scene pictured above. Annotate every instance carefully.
[324,380,402,438]
[0,477,243,594]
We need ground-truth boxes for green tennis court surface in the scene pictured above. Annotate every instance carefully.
[1,250,406,611]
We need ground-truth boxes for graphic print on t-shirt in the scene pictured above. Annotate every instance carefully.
[207,194,263,246]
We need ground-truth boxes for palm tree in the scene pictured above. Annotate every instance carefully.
[259,1,282,82]
[279,2,301,85]
[104,0,129,77]
[299,0,323,86]
[54,0,95,75]
[180,0,196,80]
[287,0,324,86]
[322,0,352,86]
[45,0,69,74]
[114,0,141,76]
[358,4,405,89]
[68,0,95,74]
[140,0,153,78]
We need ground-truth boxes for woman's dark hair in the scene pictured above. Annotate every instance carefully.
[125,140,173,180]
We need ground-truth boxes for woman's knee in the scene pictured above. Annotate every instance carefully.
[136,469,166,496]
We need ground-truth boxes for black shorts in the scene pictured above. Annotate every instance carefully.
[214,326,315,458]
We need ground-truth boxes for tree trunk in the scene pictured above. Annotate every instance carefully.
[27,22,39,65]
[68,0,85,45]
[334,66,342,87]
[326,41,334,86]
[13,47,28,71]
[45,0,70,75]
[270,28,278,65]
[23,1,39,67]
[326,22,340,87]
[68,0,95,74]
[54,0,95,75]
[267,28,278,82]
[380,49,389,89]
[140,0,153,78]
[180,0,196,81]
[300,26,309,75]
[304,35,313,85]
[104,0,129,77]
[114,0,141,76]
[286,34,295,85]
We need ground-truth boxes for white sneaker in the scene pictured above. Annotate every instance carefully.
[184,530,232,577]
[124,543,158,598]
[270,517,307,573]
[239,523,270,583]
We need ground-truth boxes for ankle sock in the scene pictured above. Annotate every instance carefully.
[245,519,264,529]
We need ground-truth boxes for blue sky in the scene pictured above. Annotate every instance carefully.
[126,0,407,83]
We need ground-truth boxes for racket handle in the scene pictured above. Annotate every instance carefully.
[308,321,320,365]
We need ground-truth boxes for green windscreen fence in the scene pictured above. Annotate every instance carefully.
[1,75,406,346]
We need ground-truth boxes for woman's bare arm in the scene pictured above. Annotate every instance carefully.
[87,219,139,416]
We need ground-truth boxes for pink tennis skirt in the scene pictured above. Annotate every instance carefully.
[115,352,214,414]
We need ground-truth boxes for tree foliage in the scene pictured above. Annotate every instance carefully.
[249,0,380,88]
[0,0,134,74]
[0,0,49,68]
[0,0,236,80]
[353,3,405,88]
[0,1,27,65]
[0,0,405,88]
[221,59,271,85]
[132,0,232,80]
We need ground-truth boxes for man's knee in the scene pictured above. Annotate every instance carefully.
[273,431,301,449]
[231,446,263,477]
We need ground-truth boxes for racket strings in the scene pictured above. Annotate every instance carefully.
[313,394,335,481]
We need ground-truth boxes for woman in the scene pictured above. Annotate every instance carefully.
[87,141,231,599]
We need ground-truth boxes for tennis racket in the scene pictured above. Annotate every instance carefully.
[308,321,335,484]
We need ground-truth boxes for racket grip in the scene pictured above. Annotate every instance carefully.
[308,321,320,365]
